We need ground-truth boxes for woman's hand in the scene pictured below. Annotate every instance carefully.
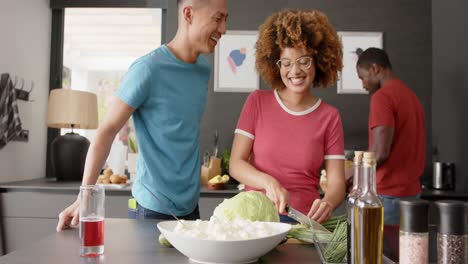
[264,180,289,214]
[307,199,333,223]
[309,159,346,223]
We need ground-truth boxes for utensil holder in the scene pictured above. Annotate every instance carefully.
[201,156,221,185]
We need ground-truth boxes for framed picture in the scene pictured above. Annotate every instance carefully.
[214,30,259,92]
[337,32,383,94]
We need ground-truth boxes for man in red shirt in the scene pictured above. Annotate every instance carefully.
[356,48,425,225]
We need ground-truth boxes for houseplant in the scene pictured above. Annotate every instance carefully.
[127,136,138,181]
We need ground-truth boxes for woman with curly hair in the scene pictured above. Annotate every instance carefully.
[229,9,346,223]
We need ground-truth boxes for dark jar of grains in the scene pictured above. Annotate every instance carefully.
[435,200,468,264]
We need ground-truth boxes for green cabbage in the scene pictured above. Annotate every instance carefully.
[213,191,279,222]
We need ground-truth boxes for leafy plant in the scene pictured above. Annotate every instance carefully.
[221,149,231,175]
[128,137,138,153]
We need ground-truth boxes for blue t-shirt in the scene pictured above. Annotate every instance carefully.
[117,45,210,216]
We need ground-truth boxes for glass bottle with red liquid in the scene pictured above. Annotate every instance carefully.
[79,185,105,257]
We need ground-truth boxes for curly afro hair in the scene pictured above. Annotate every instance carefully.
[255,9,343,90]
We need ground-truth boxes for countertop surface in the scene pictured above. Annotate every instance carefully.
[0,178,240,195]
[0,219,322,264]
[420,188,468,199]
[2,178,467,200]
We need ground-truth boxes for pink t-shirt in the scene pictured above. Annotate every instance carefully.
[236,90,345,215]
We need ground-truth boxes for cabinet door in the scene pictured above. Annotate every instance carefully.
[0,191,132,254]
[2,218,57,254]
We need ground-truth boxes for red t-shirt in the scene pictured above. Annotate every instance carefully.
[368,79,425,196]
[236,90,345,215]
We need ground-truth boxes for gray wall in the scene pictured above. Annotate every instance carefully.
[432,0,468,192]
[0,0,51,183]
[199,0,433,183]
[0,1,446,191]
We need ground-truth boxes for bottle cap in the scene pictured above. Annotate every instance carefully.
[354,151,363,165]
[400,199,429,233]
[363,151,375,159]
[435,200,468,235]
[354,151,364,157]
[362,151,376,167]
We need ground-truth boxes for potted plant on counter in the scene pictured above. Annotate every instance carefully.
[127,136,138,181]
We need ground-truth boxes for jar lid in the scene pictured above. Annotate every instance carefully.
[435,200,468,235]
[400,199,429,233]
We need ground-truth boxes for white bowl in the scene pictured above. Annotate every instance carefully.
[157,221,291,264]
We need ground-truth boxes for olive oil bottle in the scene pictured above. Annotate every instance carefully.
[354,152,384,264]
[346,151,363,264]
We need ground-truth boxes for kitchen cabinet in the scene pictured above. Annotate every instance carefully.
[0,178,238,255]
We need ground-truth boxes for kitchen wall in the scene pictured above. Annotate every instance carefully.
[432,0,468,192]
[200,0,433,183]
[4,0,463,192]
[0,0,51,183]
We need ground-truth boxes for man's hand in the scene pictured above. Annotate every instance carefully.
[56,199,80,232]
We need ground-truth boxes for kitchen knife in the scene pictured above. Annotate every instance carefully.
[285,204,330,234]
[142,182,187,227]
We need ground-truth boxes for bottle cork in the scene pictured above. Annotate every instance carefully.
[363,151,376,167]
[363,151,375,159]
[354,151,364,164]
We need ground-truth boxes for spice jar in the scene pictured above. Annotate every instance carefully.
[435,200,468,264]
[399,199,429,264]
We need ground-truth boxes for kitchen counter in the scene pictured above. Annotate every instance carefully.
[0,177,241,196]
[0,219,322,264]
[420,188,468,200]
[0,178,240,254]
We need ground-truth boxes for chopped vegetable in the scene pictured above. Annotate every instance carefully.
[287,216,348,263]
[288,223,332,241]
[158,234,173,248]
[288,226,331,242]
[323,221,347,263]
[322,214,347,232]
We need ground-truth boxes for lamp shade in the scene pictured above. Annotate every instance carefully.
[47,89,98,181]
[47,89,98,129]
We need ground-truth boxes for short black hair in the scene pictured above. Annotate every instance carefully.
[356,47,392,70]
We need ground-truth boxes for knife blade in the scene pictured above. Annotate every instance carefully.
[285,204,330,234]
[142,182,187,227]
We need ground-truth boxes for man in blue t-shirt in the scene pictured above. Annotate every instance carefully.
[57,0,228,231]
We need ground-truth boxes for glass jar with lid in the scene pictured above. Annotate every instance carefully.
[399,199,429,264]
[435,200,468,264]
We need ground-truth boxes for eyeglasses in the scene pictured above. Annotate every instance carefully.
[276,56,313,71]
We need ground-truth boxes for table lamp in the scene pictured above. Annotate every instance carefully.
[47,89,98,181]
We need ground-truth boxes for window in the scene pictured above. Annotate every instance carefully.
[47,1,168,177]
[61,8,162,145]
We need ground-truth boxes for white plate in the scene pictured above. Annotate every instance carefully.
[97,180,132,189]
[157,221,291,264]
